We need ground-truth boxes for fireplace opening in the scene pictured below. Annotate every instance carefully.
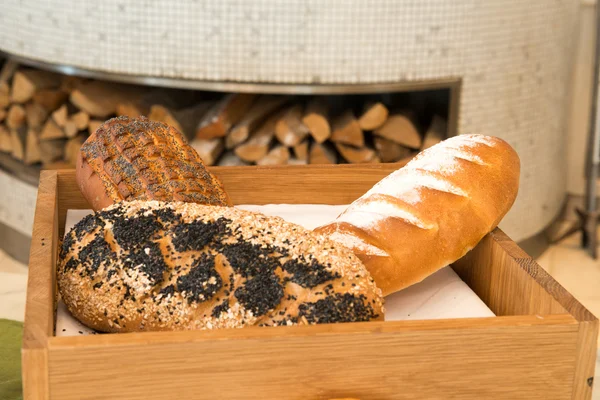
[0,62,459,184]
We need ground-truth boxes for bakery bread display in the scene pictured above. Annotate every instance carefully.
[76,116,231,210]
[314,134,520,296]
[57,200,384,332]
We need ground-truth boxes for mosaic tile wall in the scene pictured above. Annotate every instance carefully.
[0,0,580,241]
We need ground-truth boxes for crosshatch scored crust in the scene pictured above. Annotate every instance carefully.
[76,116,231,211]
[57,200,384,332]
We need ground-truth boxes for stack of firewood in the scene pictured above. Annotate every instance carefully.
[0,65,95,167]
[0,64,447,169]
[0,64,208,168]
[192,94,446,167]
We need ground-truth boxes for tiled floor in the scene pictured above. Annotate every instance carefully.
[0,248,27,322]
[536,223,600,340]
[1,232,599,398]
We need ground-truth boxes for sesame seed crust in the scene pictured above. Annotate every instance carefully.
[57,200,384,333]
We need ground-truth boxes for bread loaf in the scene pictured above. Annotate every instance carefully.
[57,200,384,332]
[314,134,520,296]
[77,116,231,210]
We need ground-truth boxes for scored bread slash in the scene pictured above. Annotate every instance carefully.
[315,134,520,296]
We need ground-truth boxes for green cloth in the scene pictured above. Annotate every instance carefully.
[0,319,23,400]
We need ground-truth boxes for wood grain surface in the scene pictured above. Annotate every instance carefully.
[453,229,598,400]
[55,165,401,235]
[21,166,599,400]
[22,170,58,400]
[47,315,578,400]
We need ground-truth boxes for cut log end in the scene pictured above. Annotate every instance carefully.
[234,143,270,163]
[39,138,66,165]
[24,129,41,165]
[217,151,250,167]
[374,137,413,163]
[196,94,257,139]
[275,104,310,147]
[149,105,184,136]
[33,89,68,112]
[336,143,380,164]
[70,81,146,118]
[10,128,26,161]
[225,126,249,149]
[190,138,224,166]
[0,82,9,109]
[227,95,289,148]
[293,141,309,162]
[374,114,422,149]
[422,115,447,150]
[309,142,337,164]
[330,111,364,147]
[303,98,330,143]
[11,70,61,104]
[52,104,68,128]
[6,104,26,130]
[0,125,12,153]
[39,119,65,140]
[65,135,86,166]
[257,146,290,166]
[25,102,49,129]
[358,102,389,130]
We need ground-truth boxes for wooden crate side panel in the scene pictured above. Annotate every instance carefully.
[57,165,396,236]
[47,314,575,346]
[50,166,598,399]
[56,170,86,237]
[453,230,569,316]
[497,229,595,321]
[47,316,579,400]
[572,319,599,400]
[21,349,49,400]
[453,230,599,399]
[56,164,397,211]
[490,229,594,319]
[210,164,398,205]
[22,170,58,400]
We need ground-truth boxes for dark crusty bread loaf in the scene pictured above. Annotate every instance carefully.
[314,134,520,296]
[76,116,231,210]
[57,200,384,332]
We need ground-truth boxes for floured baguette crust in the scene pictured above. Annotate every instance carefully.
[76,116,231,210]
[314,134,520,296]
[57,200,384,332]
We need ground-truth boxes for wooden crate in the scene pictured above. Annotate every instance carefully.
[23,165,598,400]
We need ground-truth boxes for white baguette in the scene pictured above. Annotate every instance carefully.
[314,134,520,296]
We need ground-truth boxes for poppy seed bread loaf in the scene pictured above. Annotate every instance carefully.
[57,200,384,332]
